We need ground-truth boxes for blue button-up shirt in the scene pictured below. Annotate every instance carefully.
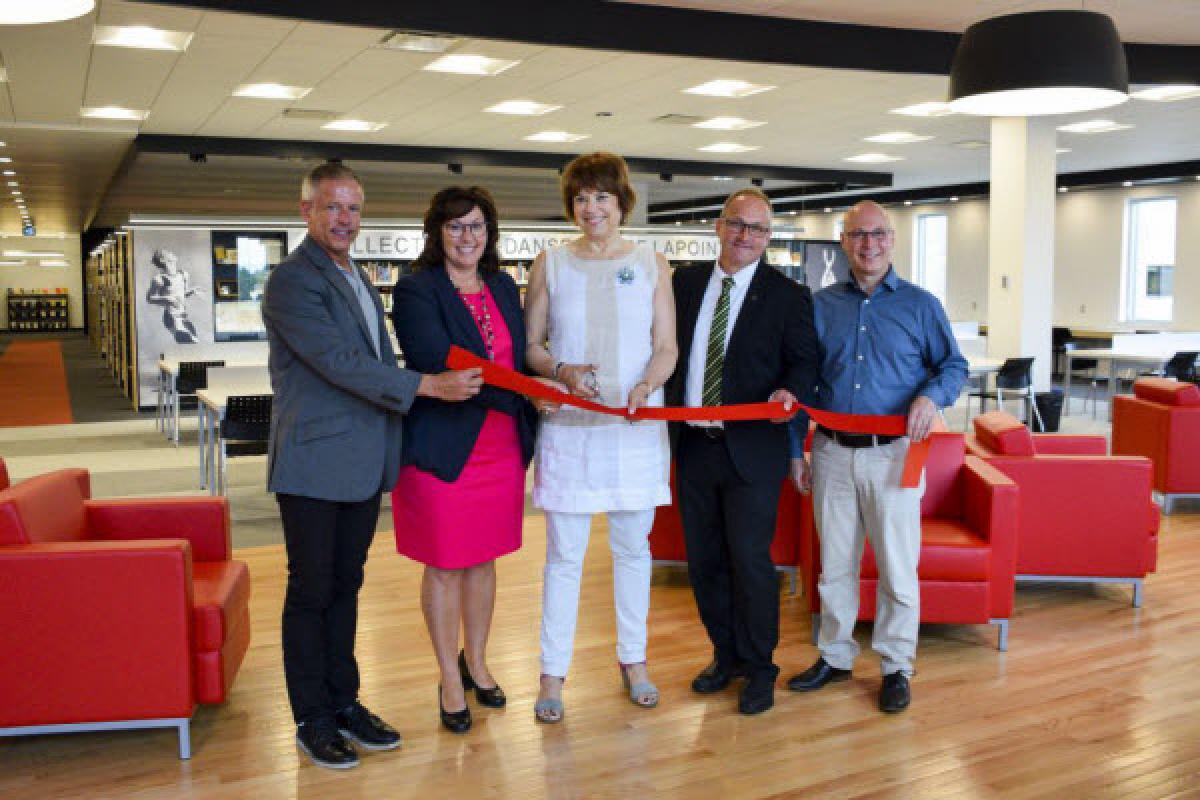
[790,267,967,456]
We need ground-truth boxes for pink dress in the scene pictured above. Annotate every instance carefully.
[392,285,524,569]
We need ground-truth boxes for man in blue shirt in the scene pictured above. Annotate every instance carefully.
[787,200,967,713]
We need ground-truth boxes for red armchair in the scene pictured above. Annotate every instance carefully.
[1112,378,1200,514]
[968,411,1158,606]
[0,468,251,758]
[649,464,805,593]
[0,457,9,490]
[799,433,1019,650]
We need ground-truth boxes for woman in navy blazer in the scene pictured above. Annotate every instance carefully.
[389,187,544,733]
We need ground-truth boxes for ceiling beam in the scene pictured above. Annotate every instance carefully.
[130,0,1200,83]
[133,134,893,186]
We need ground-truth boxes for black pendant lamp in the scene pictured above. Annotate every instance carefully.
[949,10,1129,116]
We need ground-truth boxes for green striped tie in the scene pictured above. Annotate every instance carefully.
[702,276,735,406]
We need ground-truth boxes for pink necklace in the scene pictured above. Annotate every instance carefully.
[457,283,495,361]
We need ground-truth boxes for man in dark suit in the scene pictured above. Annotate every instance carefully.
[665,188,818,714]
[262,162,482,769]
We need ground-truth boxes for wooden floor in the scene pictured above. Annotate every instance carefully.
[3,508,1200,799]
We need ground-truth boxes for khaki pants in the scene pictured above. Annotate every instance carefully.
[811,431,925,676]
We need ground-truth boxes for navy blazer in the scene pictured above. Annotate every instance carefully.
[390,265,538,482]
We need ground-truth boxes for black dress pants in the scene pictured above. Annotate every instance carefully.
[676,427,783,680]
[277,492,381,725]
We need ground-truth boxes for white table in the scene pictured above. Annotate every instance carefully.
[157,358,267,443]
[1061,348,1169,415]
[195,377,272,494]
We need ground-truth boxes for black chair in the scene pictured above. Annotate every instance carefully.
[1051,326,1073,380]
[171,360,225,443]
[1143,351,1199,384]
[217,394,272,495]
[966,357,1042,430]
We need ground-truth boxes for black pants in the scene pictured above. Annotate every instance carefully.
[277,492,381,725]
[676,427,783,680]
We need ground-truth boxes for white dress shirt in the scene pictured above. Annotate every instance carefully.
[685,260,759,425]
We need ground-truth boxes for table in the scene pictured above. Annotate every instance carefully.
[157,358,267,444]
[1061,349,1169,415]
[195,378,272,494]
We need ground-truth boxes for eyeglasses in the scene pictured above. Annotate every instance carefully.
[445,221,486,237]
[719,218,771,237]
[845,228,893,242]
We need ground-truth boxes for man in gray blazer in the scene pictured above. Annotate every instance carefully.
[262,162,481,770]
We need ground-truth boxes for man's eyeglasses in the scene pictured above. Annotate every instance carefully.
[845,228,893,242]
[720,218,771,238]
[445,221,486,237]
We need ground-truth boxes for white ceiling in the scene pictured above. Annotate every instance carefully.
[0,0,1197,234]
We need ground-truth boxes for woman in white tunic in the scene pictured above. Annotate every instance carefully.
[525,152,677,722]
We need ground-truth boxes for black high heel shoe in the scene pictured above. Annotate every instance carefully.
[459,649,506,708]
[439,684,472,734]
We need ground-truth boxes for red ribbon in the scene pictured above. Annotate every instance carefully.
[446,346,938,487]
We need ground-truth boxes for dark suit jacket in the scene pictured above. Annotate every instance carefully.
[261,236,420,502]
[390,265,538,483]
[665,259,818,484]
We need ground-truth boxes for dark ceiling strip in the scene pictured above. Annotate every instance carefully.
[130,0,1200,83]
[132,134,892,185]
[649,182,851,214]
[649,158,1200,221]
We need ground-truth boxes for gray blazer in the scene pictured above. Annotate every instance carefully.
[261,236,421,502]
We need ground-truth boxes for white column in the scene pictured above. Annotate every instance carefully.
[986,116,1056,390]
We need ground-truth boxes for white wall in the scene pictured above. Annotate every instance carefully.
[0,234,84,329]
[785,181,1200,330]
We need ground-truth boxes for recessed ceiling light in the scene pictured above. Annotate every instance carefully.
[1056,148,1072,154]
[40,259,69,267]
[524,131,590,143]
[2,171,14,176]
[1130,85,1200,102]
[423,54,520,76]
[0,159,10,164]
[10,190,20,196]
[1056,119,1132,134]
[233,83,311,100]
[844,153,904,163]
[6,182,16,187]
[697,142,760,153]
[0,0,93,25]
[0,260,23,266]
[321,119,388,132]
[865,131,933,144]
[684,79,775,98]
[93,25,193,52]
[81,106,149,121]
[904,200,914,206]
[376,30,459,53]
[788,210,798,215]
[1122,180,1134,187]
[693,116,766,130]
[1058,187,1069,193]
[711,176,733,181]
[952,139,989,150]
[890,101,956,117]
[3,250,62,257]
[485,100,561,116]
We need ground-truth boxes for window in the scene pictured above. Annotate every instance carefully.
[1122,197,1177,322]
[913,213,948,304]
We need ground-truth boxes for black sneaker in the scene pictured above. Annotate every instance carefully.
[336,702,402,751]
[296,718,359,770]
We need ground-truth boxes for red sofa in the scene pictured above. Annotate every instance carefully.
[0,468,251,758]
[1112,378,1200,514]
[968,411,1158,606]
[649,464,805,592]
[799,433,1019,650]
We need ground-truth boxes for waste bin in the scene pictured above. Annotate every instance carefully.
[1033,388,1064,432]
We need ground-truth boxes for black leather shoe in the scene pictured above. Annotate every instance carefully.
[691,661,745,694]
[879,672,911,713]
[297,718,359,769]
[787,657,852,692]
[738,675,775,715]
[459,649,506,708]
[335,702,402,751]
[439,685,472,734]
